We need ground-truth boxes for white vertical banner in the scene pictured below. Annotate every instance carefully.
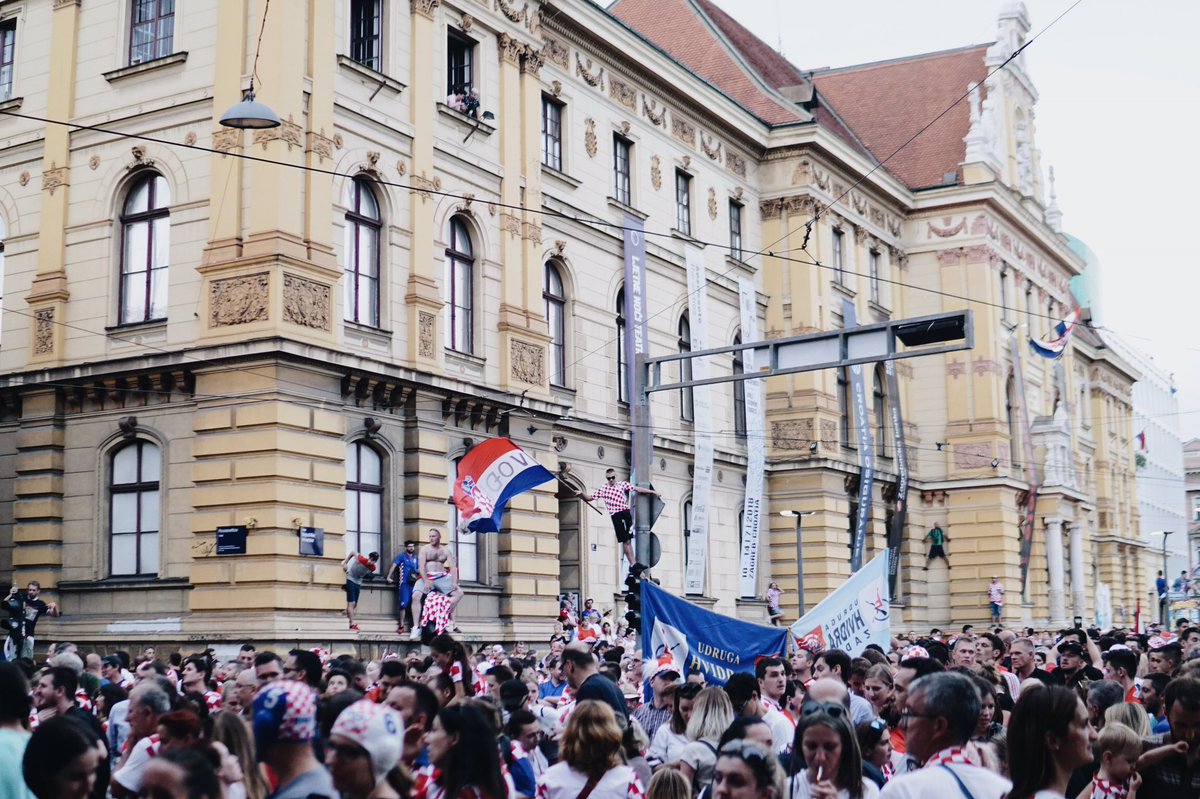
[738,277,765,598]
[684,245,712,596]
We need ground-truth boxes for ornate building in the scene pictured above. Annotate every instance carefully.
[0,0,1146,650]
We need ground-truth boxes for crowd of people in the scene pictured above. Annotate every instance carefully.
[3,607,1200,799]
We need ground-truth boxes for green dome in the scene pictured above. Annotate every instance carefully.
[1066,234,1099,318]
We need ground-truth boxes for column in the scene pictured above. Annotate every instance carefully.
[1044,515,1066,626]
[12,390,65,591]
[1069,521,1086,622]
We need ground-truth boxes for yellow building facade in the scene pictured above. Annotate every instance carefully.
[0,0,1145,650]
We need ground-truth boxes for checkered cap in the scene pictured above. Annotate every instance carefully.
[252,680,319,755]
[331,700,404,783]
[902,645,930,660]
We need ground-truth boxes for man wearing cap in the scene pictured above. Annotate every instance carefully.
[987,575,1005,625]
[1056,640,1102,688]
[101,655,134,691]
[633,663,678,741]
[1148,638,1183,677]
[254,680,335,799]
[325,699,403,799]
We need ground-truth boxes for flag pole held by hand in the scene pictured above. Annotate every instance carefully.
[559,464,604,515]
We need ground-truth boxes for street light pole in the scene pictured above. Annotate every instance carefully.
[780,510,816,615]
[1162,530,1174,626]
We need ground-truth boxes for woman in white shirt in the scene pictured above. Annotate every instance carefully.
[536,700,644,799]
[649,683,701,769]
[786,707,878,799]
[678,688,735,797]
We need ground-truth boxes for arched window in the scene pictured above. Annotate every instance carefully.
[837,367,851,447]
[732,333,747,438]
[448,456,479,583]
[1006,376,1021,475]
[544,262,566,386]
[615,288,627,402]
[110,440,161,576]
[444,217,474,353]
[345,441,383,556]
[119,172,170,325]
[344,177,381,327]
[678,314,693,421]
[873,364,888,458]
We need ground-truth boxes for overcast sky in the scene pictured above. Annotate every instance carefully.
[701,0,1200,442]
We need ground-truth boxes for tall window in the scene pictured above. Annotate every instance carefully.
[675,170,692,235]
[613,135,632,206]
[344,177,381,327]
[541,97,562,171]
[616,288,627,402]
[832,227,845,284]
[732,333,747,438]
[0,20,14,101]
[110,441,160,576]
[873,364,888,458]
[837,367,851,447]
[999,269,1011,325]
[729,200,743,261]
[869,250,881,304]
[544,261,566,386]
[119,173,170,325]
[678,315,694,422]
[349,0,382,71]
[448,457,479,583]
[444,217,474,353]
[447,31,474,95]
[345,442,382,557]
[129,0,174,65]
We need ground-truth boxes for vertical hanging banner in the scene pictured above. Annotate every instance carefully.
[738,277,766,598]
[843,299,874,573]
[624,216,653,519]
[884,360,909,597]
[684,245,712,595]
[1009,336,1039,595]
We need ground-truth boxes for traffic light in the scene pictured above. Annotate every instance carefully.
[624,571,642,633]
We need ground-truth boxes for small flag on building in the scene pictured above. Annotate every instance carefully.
[1170,373,1178,397]
[1029,307,1080,360]
[1136,430,1147,451]
[453,438,555,533]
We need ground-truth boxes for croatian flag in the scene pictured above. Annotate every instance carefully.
[1029,307,1080,360]
[452,438,555,533]
[1136,430,1147,451]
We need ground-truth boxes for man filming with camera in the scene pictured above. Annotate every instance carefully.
[4,581,60,660]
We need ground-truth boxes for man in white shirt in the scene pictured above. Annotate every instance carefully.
[755,657,796,754]
[880,672,1010,799]
[111,682,173,798]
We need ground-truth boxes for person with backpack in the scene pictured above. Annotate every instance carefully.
[677,688,735,798]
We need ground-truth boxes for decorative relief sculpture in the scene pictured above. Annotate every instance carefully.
[210,273,269,327]
[550,80,562,97]
[671,117,695,146]
[522,221,543,245]
[42,162,68,195]
[575,54,604,89]
[494,0,523,23]
[771,419,813,450]
[510,340,545,385]
[726,151,746,177]
[500,212,522,238]
[412,171,441,202]
[707,187,717,220]
[33,308,54,354]
[129,145,155,170]
[253,114,303,151]
[584,118,597,158]
[307,130,334,162]
[650,155,661,190]
[609,77,636,110]
[542,38,569,69]
[498,32,524,64]
[283,274,330,330]
[642,97,665,127]
[418,312,436,358]
[411,0,439,18]
[927,216,967,238]
[88,155,101,170]
[700,133,722,162]
[953,442,993,470]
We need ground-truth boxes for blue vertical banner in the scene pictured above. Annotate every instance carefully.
[624,216,653,521]
[884,360,909,597]
[843,299,874,573]
[642,580,787,685]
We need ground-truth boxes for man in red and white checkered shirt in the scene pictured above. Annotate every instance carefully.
[579,468,660,567]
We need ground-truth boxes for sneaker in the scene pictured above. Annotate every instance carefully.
[396,627,406,636]
[409,627,422,641]
[349,624,360,631]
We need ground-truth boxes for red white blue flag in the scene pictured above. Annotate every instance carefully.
[452,438,555,533]
[1029,307,1080,359]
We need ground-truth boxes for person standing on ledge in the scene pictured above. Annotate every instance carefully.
[578,468,660,569]
[987,575,1005,625]
[923,524,950,570]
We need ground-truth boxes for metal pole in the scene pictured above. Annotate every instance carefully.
[633,355,653,654]
[1163,531,1172,626]
[795,514,805,616]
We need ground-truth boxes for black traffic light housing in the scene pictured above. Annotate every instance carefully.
[623,569,643,633]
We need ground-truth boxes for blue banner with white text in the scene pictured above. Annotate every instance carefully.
[641,580,787,685]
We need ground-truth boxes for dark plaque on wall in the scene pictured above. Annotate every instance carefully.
[216,526,248,555]
[299,527,325,557]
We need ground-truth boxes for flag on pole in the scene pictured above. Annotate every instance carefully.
[1029,307,1080,359]
[789,553,891,656]
[452,438,555,533]
[1136,430,1147,451]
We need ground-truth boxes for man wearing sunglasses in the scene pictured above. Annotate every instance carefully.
[577,468,660,568]
[880,672,1010,798]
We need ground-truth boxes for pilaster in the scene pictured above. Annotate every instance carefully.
[1044,515,1067,626]
[1068,521,1086,621]
[12,390,66,590]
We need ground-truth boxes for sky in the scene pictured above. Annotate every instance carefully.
[700,0,1200,442]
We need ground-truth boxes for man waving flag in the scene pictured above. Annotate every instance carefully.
[452,438,556,532]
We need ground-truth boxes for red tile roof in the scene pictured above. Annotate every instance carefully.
[609,0,808,126]
[810,46,990,190]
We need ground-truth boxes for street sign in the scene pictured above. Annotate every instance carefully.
[215,526,247,555]
[299,527,324,557]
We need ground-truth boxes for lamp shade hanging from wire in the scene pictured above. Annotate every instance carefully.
[219,83,280,129]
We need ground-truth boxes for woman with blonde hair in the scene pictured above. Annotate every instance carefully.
[537,700,643,798]
[1103,701,1152,737]
[645,767,691,799]
[211,709,268,799]
[678,687,735,797]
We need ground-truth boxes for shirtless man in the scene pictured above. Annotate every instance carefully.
[409,528,465,640]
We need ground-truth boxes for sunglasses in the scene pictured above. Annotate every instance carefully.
[719,740,770,763]
[869,718,887,732]
[800,700,847,719]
